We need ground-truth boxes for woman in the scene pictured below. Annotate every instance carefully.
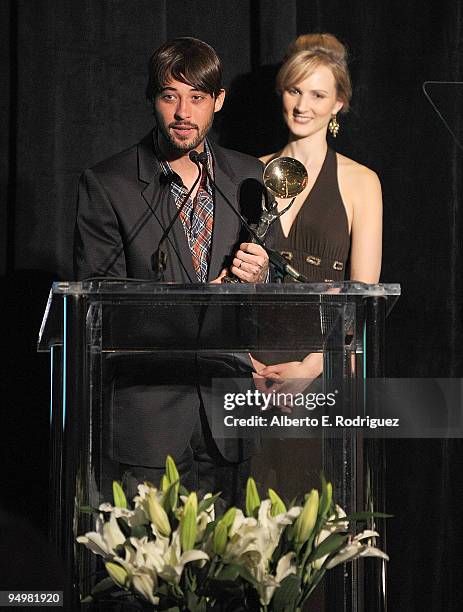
[252,33,383,387]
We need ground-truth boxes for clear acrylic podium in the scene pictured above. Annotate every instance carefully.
[38,281,400,611]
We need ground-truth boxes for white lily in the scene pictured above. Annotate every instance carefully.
[98,502,148,528]
[130,536,166,574]
[224,500,301,606]
[132,570,160,605]
[134,483,157,505]
[275,552,297,582]
[104,514,126,551]
[226,501,301,568]
[195,493,216,543]
[312,505,349,570]
[235,545,297,606]
[98,502,133,517]
[157,530,209,584]
[326,530,389,569]
[257,552,297,605]
[252,562,280,606]
[77,513,125,559]
[355,529,381,541]
[131,530,210,585]
[133,483,163,516]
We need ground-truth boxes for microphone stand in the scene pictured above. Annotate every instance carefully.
[151,162,202,280]
[192,152,308,283]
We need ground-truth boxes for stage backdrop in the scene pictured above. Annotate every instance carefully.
[1,1,462,609]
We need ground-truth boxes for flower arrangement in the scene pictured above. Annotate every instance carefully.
[78,456,389,611]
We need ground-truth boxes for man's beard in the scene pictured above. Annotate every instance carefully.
[157,115,214,153]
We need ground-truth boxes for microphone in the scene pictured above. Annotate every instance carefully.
[151,159,202,280]
[193,154,308,283]
[188,150,208,165]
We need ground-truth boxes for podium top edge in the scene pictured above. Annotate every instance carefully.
[50,280,401,297]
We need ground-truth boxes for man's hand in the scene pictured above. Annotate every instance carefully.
[231,243,268,283]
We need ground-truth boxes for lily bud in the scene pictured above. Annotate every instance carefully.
[161,474,169,493]
[165,455,180,485]
[319,481,332,519]
[245,477,260,518]
[295,489,319,546]
[105,561,128,587]
[112,481,127,509]
[180,492,198,552]
[213,521,228,556]
[164,455,180,510]
[147,492,171,537]
[221,507,236,530]
[268,488,287,516]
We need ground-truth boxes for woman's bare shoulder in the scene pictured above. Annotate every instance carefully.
[336,153,381,187]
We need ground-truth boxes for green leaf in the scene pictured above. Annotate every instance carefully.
[112,481,127,509]
[215,563,241,582]
[288,495,298,507]
[186,590,207,612]
[90,576,116,596]
[197,492,222,514]
[203,518,219,540]
[79,505,98,514]
[305,567,327,600]
[116,517,131,538]
[331,511,393,523]
[130,524,149,539]
[211,562,256,588]
[309,533,348,562]
[271,574,301,612]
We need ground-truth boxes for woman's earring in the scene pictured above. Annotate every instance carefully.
[328,114,340,137]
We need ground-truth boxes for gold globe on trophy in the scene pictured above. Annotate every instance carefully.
[263,156,308,200]
[253,157,308,241]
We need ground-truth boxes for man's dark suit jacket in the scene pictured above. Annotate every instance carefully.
[74,132,264,467]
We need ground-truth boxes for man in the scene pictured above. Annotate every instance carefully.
[74,37,268,504]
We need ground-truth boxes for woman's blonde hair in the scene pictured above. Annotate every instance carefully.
[276,33,352,113]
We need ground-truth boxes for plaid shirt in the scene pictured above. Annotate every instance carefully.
[154,134,214,282]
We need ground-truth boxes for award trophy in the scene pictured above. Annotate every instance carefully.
[255,156,308,240]
[221,156,308,283]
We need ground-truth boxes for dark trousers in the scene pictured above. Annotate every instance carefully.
[107,405,250,511]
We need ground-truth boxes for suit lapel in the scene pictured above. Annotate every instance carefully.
[208,145,240,281]
[138,133,196,282]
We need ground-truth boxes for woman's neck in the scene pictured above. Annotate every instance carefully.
[283,132,328,168]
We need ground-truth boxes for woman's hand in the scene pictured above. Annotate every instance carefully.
[249,353,324,409]
[210,269,228,283]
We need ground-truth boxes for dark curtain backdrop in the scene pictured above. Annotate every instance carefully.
[1,1,462,609]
